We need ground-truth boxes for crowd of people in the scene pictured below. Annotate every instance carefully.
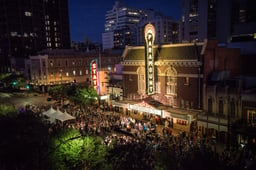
[23,103,256,170]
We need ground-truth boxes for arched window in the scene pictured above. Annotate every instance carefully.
[137,67,145,94]
[165,68,177,95]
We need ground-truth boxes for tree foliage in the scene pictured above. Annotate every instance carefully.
[0,111,50,170]
[48,129,107,170]
[48,85,67,101]
[68,86,99,109]
[0,103,17,117]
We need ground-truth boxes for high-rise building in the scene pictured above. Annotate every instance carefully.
[102,1,146,51]
[135,9,179,45]
[181,0,256,44]
[0,0,70,72]
[102,1,180,51]
[180,0,217,42]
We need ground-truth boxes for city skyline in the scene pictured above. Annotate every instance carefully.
[68,0,181,43]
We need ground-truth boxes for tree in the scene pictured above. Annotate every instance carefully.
[0,104,17,117]
[0,110,50,170]
[48,129,107,170]
[48,85,67,104]
[68,86,99,109]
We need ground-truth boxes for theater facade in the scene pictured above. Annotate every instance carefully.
[121,23,206,110]
[109,24,207,132]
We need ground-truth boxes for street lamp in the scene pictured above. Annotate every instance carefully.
[59,69,63,84]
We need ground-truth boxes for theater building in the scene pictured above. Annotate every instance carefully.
[115,23,207,131]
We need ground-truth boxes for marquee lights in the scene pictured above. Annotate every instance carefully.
[90,59,98,89]
[144,23,155,95]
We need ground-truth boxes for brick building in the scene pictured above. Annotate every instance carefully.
[121,42,206,110]
[26,49,121,95]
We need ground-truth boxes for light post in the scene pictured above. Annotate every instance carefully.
[59,69,63,84]
[227,96,231,150]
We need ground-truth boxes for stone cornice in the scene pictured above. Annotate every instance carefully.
[155,60,201,67]
[121,60,145,66]
[121,60,201,67]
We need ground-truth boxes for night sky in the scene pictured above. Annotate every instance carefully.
[68,0,181,43]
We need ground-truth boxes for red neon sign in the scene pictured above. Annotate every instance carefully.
[90,60,97,88]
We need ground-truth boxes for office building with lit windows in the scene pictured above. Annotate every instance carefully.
[0,0,70,72]
[180,0,256,44]
[102,1,180,51]
[102,1,146,51]
[135,9,180,46]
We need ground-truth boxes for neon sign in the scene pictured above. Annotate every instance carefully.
[90,59,98,89]
[144,23,155,95]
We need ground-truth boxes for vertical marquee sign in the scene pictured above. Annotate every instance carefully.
[144,23,155,95]
[90,59,98,90]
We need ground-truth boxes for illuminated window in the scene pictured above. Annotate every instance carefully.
[138,68,145,94]
[248,110,256,125]
[166,69,177,95]
[86,70,88,75]
[79,70,82,75]
[10,32,17,36]
[156,82,161,93]
[73,70,76,76]
[66,72,69,77]
[184,77,190,85]
[25,11,32,16]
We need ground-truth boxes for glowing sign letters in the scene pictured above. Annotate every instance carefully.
[90,59,98,89]
[144,23,155,95]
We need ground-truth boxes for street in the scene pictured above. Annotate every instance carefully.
[0,92,53,108]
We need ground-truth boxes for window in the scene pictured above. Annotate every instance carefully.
[184,77,190,85]
[73,70,76,76]
[208,98,213,113]
[230,99,235,117]
[10,32,17,37]
[137,68,145,94]
[79,70,82,76]
[166,68,177,95]
[66,72,69,77]
[248,110,256,125]
[50,61,53,67]
[155,82,161,93]
[218,100,223,115]
[25,11,32,17]
[166,76,177,95]
[86,70,88,75]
